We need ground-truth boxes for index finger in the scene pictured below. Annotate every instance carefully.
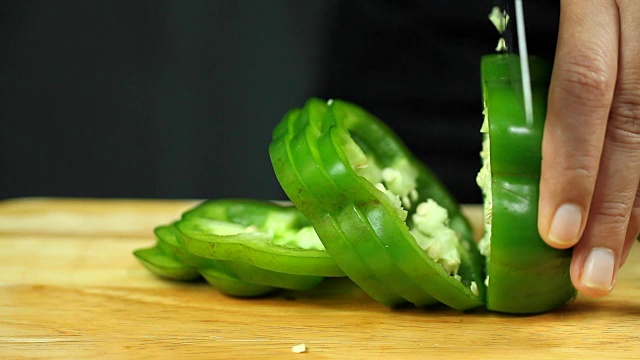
[538,0,619,249]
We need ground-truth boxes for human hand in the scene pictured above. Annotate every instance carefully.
[537,0,640,297]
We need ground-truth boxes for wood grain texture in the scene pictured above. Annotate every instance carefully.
[1,198,640,359]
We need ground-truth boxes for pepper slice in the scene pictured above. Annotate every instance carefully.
[133,246,201,281]
[479,54,576,313]
[155,223,316,291]
[135,225,277,297]
[175,199,344,280]
[271,102,433,307]
[198,263,276,298]
[137,200,338,294]
[154,224,207,269]
[270,98,485,310]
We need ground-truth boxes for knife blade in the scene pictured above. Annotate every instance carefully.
[514,0,534,125]
[489,0,534,126]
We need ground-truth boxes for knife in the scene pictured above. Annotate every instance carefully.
[489,0,534,125]
[514,0,534,125]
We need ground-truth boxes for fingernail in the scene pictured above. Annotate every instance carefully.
[580,247,615,291]
[548,203,583,247]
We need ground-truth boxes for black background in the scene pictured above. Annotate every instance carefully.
[1,0,559,203]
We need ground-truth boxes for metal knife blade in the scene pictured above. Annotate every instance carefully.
[514,0,534,125]
[489,0,534,125]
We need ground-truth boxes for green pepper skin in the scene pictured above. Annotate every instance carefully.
[198,263,277,298]
[154,225,208,269]
[133,246,201,281]
[156,223,322,291]
[134,225,277,297]
[270,98,485,310]
[176,199,344,278]
[271,103,420,307]
[482,54,576,313]
[136,198,341,295]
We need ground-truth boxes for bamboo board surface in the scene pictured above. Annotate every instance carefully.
[1,198,639,359]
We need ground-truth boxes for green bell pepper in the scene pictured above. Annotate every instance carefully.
[479,54,576,313]
[269,98,485,310]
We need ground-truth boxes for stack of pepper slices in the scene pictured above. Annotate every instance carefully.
[135,54,576,314]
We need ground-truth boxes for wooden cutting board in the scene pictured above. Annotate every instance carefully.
[1,198,639,359]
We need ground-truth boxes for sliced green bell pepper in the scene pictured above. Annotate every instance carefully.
[269,98,485,310]
[198,262,277,298]
[175,199,344,279]
[133,245,201,281]
[271,106,409,307]
[136,199,343,295]
[134,57,576,313]
[135,224,277,297]
[479,54,576,313]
